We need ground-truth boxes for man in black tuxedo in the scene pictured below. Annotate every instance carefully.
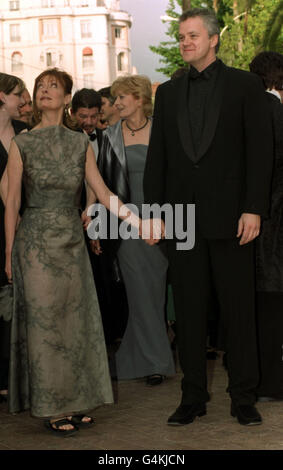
[71,88,103,162]
[143,8,273,426]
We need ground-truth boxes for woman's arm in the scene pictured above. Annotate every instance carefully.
[81,183,97,230]
[85,144,163,243]
[85,143,140,228]
[4,140,23,282]
[0,168,8,206]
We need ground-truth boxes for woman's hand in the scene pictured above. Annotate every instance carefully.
[140,218,165,245]
[81,209,92,231]
[90,239,102,255]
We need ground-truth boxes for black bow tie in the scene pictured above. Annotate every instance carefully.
[89,133,97,141]
[189,67,210,81]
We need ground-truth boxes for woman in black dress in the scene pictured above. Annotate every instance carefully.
[249,52,283,400]
[0,73,26,403]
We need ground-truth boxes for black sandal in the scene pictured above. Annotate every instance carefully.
[44,418,78,437]
[70,414,94,428]
[146,375,165,386]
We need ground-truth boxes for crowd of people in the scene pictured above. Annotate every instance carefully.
[0,6,283,437]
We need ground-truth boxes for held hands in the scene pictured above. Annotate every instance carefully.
[139,218,166,245]
[237,213,261,245]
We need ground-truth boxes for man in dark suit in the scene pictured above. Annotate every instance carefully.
[71,88,103,162]
[143,8,273,426]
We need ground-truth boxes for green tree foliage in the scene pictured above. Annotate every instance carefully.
[263,0,283,51]
[219,0,283,69]
[150,0,283,76]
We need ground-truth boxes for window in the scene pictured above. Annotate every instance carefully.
[83,55,94,68]
[115,27,121,39]
[83,74,94,88]
[10,24,21,42]
[46,51,57,67]
[81,21,92,38]
[97,0,105,6]
[43,20,58,38]
[117,52,126,72]
[11,52,23,73]
[41,0,55,7]
[82,48,94,69]
[9,1,20,10]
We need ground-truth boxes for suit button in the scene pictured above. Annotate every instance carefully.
[193,164,199,169]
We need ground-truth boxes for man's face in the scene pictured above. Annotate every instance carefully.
[100,97,114,122]
[19,89,33,125]
[179,16,218,70]
[72,107,100,134]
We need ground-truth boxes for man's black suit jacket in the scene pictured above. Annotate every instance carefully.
[144,61,274,240]
[79,127,103,210]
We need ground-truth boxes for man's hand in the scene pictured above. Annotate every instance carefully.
[140,218,166,245]
[237,213,261,245]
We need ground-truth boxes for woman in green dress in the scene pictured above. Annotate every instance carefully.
[4,68,159,436]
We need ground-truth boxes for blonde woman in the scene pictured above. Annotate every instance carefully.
[98,75,175,385]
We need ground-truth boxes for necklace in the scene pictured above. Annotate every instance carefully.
[125,118,148,136]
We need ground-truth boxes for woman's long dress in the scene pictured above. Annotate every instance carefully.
[9,125,113,418]
[115,144,175,380]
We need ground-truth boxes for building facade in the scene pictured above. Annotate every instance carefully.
[0,0,132,94]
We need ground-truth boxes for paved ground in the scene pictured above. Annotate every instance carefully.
[0,353,283,453]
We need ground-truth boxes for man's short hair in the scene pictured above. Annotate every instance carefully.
[249,51,283,91]
[179,8,220,53]
[72,88,102,112]
[98,86,116,106]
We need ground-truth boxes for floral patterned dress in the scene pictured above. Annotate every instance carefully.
[9,125,113,418]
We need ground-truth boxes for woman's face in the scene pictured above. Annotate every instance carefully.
[114,92,143,119]
[35,75,70,113]
[0,85,25,119]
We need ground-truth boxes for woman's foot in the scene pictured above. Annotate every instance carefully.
[44,417,78,437]
[69,414,94,427]
[146,375,165,386]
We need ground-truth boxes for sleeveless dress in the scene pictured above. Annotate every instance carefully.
[115,145,175,379]
[9,125,113,418]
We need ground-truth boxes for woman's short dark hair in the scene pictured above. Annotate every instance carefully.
[249,52,283,91]
[179,8,220,53]
[0,73,25,107]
